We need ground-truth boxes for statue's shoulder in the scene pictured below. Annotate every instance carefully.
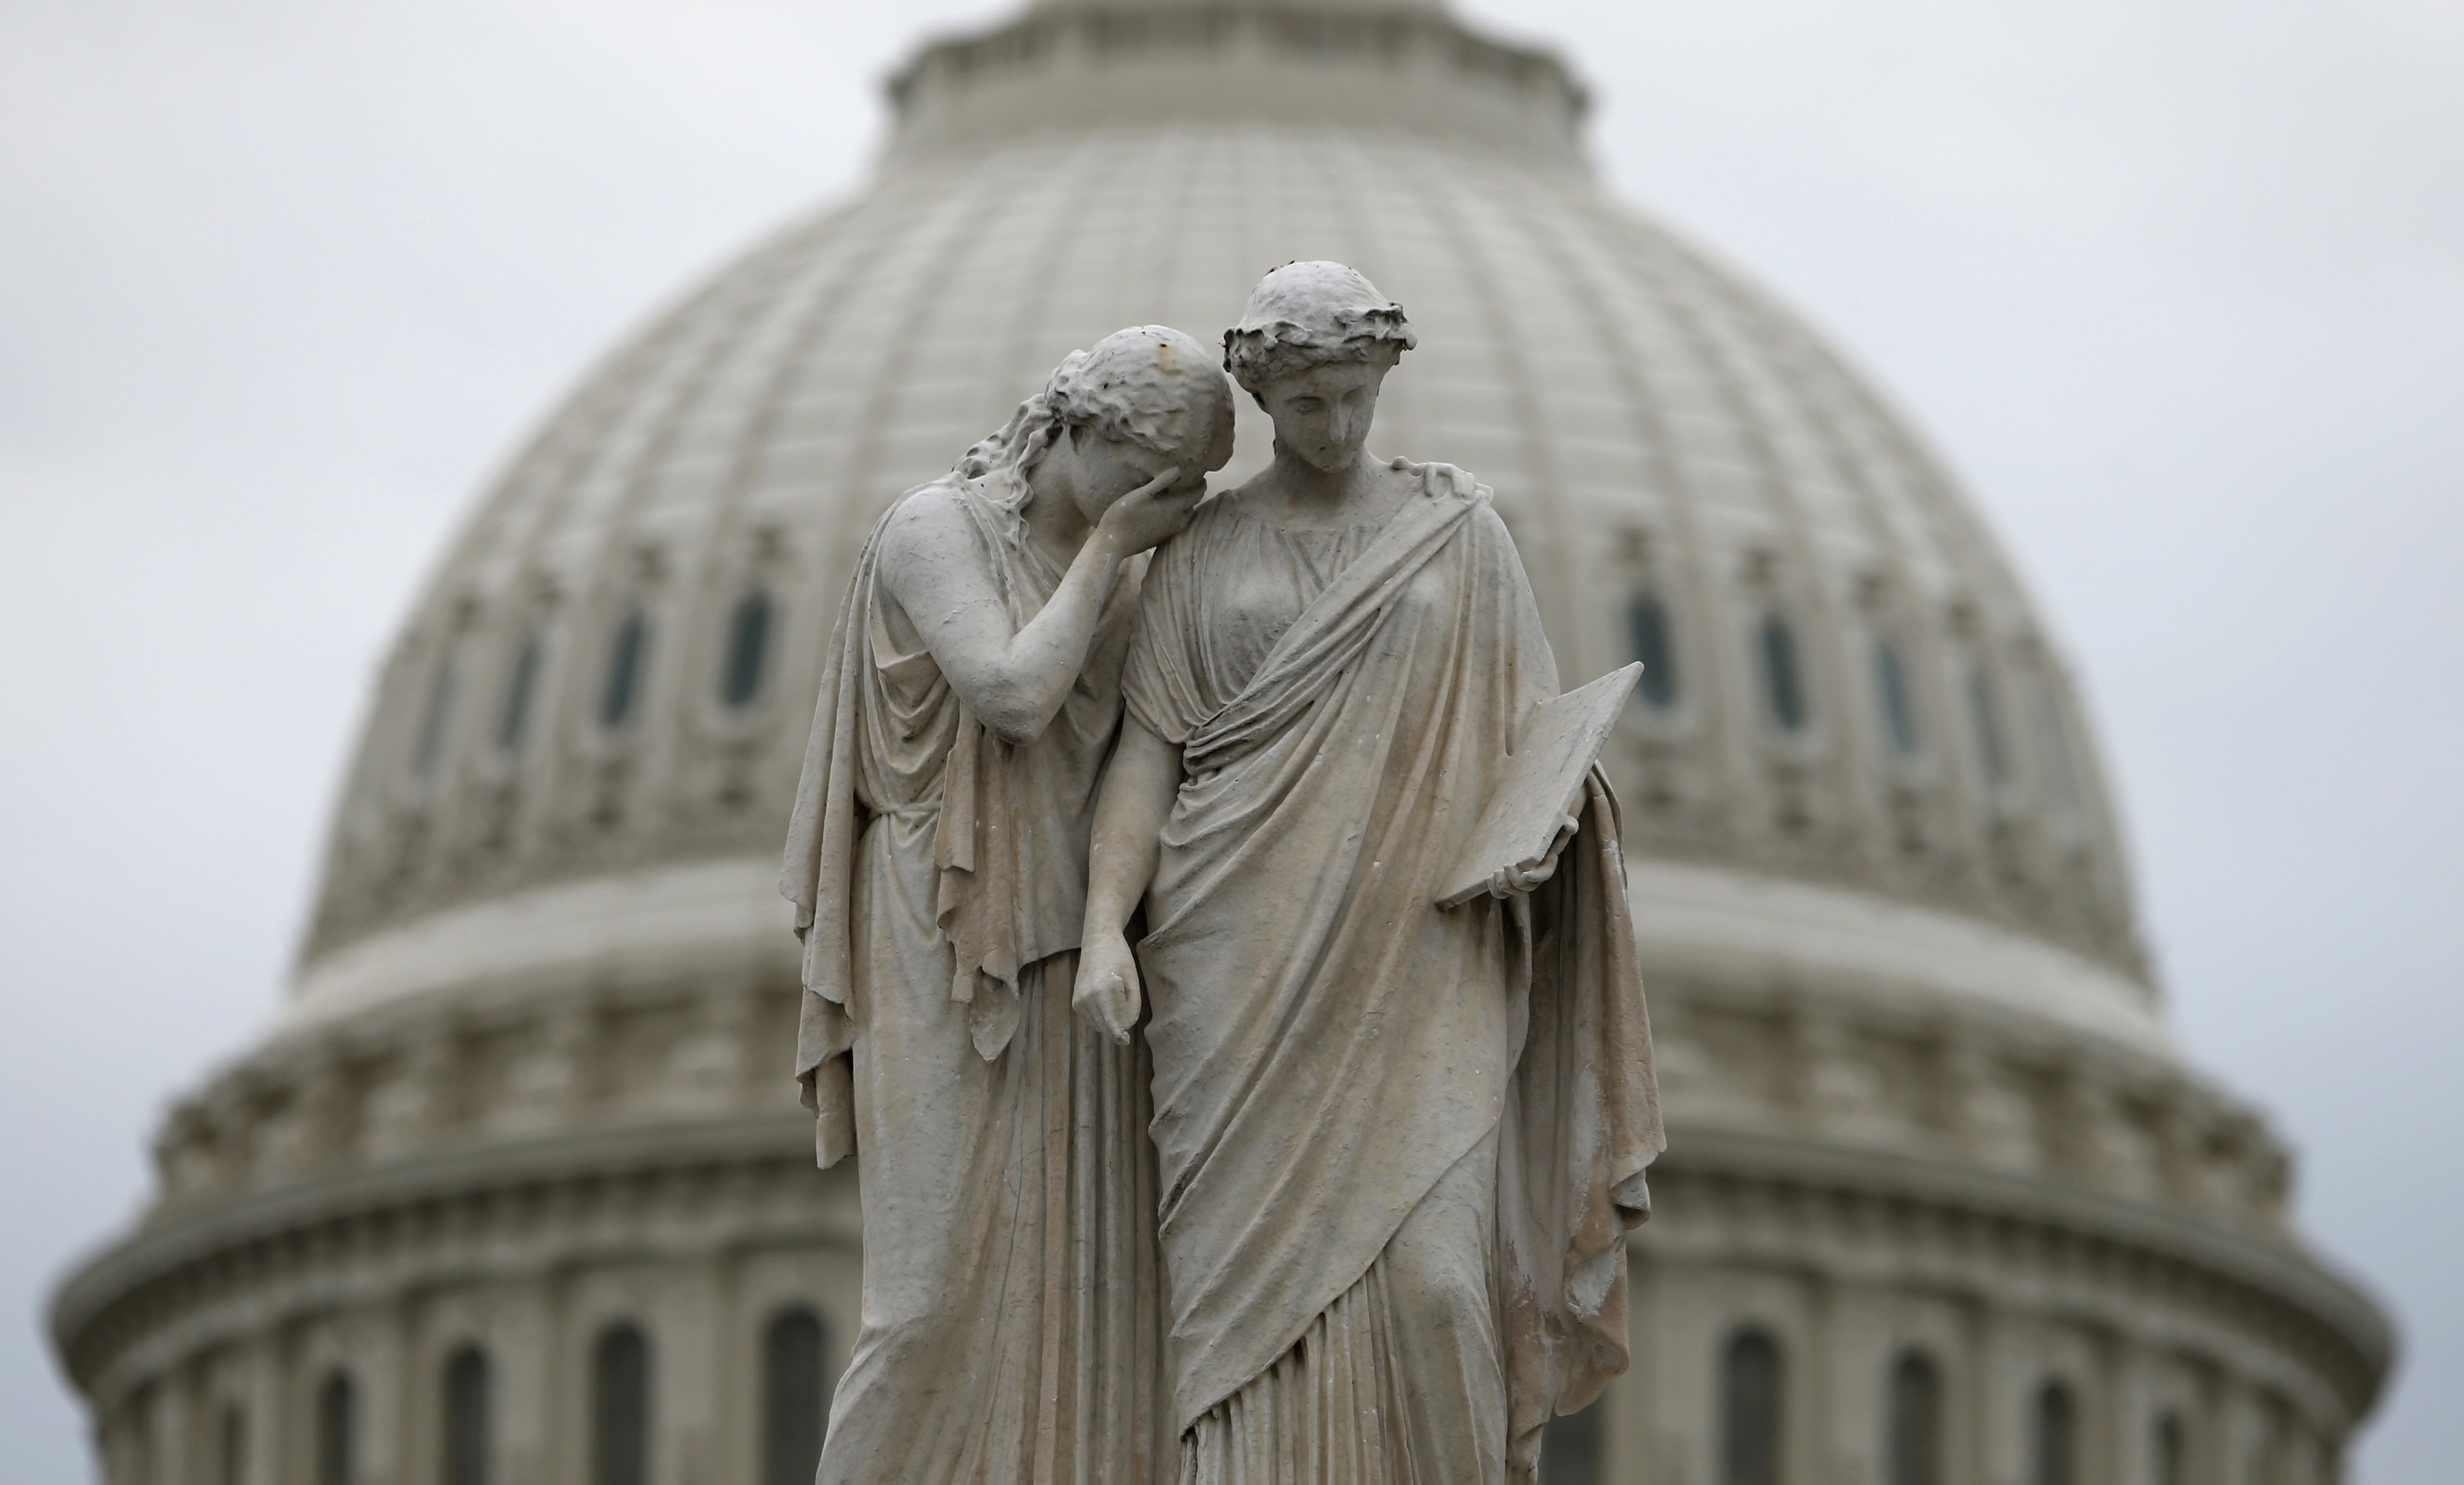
[872,475,1005,603]
[876,475,983,556]
[885,472,974,525]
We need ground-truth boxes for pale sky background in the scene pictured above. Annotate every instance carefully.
[3,1,2458,1479]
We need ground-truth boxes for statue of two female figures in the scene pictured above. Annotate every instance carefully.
[782,265,1662,1485]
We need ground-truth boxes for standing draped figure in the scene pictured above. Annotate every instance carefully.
[1076,265,1663,1484]
[783,327,1235,1485]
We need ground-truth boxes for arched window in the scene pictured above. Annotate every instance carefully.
[1887,1351,1941,1485]
[722,591,774,710]
[412,647,462,778]
[1538,1396,1602,1485]
[2154,1413,2187,1485]
[1723,1329,1783,1485]
[1759,615,1808,732]
[600,612,650,731]
[1873,641,1918,756]
[496,634,542,753]
[1628,594,1678,709]
[593,1324,652,1485]
[317,1372,357,1485]
[2034,1381,2075,1485]
[762,1308,829,1485]
[445,1345,492,1485]
[2030,684,2081,814]
[1966,663,2008,784]
[2247,1408,2277,1485]
[123,1391,156,1485]
[219,1403,247,1485]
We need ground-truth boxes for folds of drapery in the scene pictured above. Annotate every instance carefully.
[1497,768,1662,1482]
[1120,472,1662,1466]
[781,476,1127,1163]
[781,504,889,1170]
[815,949,1171,1485]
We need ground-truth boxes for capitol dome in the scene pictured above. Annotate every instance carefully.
[54,2,2389,1482]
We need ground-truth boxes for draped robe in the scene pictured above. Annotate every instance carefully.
[1120,473,1662,1483]
[781,475,1168,1485]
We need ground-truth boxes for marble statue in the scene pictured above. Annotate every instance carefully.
[781,325,1236,1484]
[1075,263,1664,1485]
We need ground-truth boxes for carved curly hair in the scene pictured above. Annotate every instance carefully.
[1221,261,1416,397]
[957,325,1236,510]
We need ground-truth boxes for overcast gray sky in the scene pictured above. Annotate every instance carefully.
[4,1,2457,1479]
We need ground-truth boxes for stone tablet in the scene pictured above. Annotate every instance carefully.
[1435,662,1643,909]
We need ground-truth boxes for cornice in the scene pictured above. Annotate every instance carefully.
[53,1102,2389,1427]
[49,1111,841,1394]
[1647,1120,2394,1419]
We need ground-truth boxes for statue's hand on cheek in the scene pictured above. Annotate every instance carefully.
[1095,465,1198,555]
[1074,931,1144,1044]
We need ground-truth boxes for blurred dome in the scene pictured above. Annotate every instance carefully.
[296,47,2149,1049]
[55,4,2387,1481]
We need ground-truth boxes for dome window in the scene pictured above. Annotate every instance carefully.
[722,590,774,710]
[444,1346,492,1485]
[1627,594,1678,708]
[2034,1381,2076,1485]
[2031,684,2081,815]
[1966,664,2009,785]
[410,648,462,779]
[218,1404,246,1485]
[1887,1352,1940,1485]
[1723,1328,1783,1485]
[763,1308,829,1485]
[1873,641,1919,756]
[496,634,542,753]
[316,1372,356,1485]
[1758,615,1809,733]
[599,612,651,732]
[2154,1413,2187,1485]
[593,1323,652,1485]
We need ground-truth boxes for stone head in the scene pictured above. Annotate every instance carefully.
[1045,325,1237,523]
[1224,261,1416,473]
[957,325,1236,522]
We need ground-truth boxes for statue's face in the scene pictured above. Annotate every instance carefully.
[1063,425,1187,525]
[1257,355,1390,473]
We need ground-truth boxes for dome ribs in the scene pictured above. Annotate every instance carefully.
[310,125,2156,988]
[1483,163,1737,854]
[1371,137,1587,677]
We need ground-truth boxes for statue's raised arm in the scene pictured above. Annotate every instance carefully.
[780,326,1233,1485]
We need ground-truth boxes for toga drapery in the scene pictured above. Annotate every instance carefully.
[1121,472,1663,1483]
[781,475,1169,1485]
